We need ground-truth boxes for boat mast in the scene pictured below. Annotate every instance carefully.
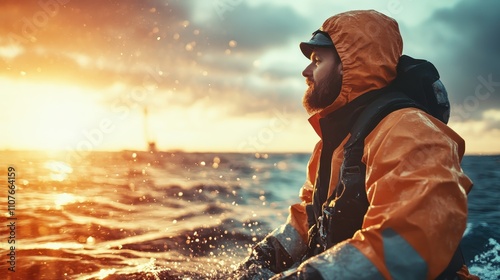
[143,107,157,153]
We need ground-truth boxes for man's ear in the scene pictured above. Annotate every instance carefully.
[336,57,343,75]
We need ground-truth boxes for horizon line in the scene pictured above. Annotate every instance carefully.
[0,148,498,157]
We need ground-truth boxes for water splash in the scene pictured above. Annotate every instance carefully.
[136,258,163,280]
[469,238,500,280]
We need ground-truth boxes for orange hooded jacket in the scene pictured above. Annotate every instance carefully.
[266,10,475,279]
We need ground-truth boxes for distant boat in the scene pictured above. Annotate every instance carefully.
[144,107,157,153]
[122,107,161,170]
[147,141,157,153]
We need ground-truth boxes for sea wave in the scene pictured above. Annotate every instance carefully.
[1,151,498,279]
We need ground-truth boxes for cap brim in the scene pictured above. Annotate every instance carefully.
[299,43,332,59]
[299,31,334,58]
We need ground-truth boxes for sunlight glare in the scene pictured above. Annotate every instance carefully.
[0,44,23,59]
[44,161,73,181]
[87,236,96,245]
[54,193,79,209]
[44,242,84,250]
[98,268,117,279]
[0,79,102,150]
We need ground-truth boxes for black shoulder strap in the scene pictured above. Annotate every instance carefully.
[345,90,423,150]
[322,91,423,246]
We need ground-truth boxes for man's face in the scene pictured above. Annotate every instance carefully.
[302,47,343,115]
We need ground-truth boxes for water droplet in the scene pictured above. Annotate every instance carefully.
[86,236,95,245]
[185,42,195,51]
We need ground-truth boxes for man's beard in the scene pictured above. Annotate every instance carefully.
[302,72,341,115]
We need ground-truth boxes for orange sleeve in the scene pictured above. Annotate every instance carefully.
[288,140,322,243]
[349,108,472,279]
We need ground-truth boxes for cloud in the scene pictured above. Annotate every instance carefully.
[404,0,500,121]
[0,0,193,83]
[1,1,498,153]
[483,109,500,130]
[14,1,499,123]
[173,1,311,116]
[0,0,311,119]
[191,1,311,52]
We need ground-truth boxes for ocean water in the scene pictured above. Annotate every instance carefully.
[0,151,498,279]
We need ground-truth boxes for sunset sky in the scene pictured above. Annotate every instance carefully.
[1,0,499,154]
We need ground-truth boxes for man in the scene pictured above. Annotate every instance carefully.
[234,10,478,279]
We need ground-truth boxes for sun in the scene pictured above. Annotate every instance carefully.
[0,78,101,151]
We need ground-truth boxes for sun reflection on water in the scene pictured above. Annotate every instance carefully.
[43,160,73,181]
[54,193,83,209]
[97,268,117,279]
[43,242,84,250]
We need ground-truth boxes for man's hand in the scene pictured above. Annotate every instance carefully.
[232,234,297,279]
[231,242,276,280]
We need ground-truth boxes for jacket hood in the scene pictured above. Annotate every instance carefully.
[311,10,403,120]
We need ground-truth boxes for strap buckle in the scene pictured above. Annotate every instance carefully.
[318,207,334,250]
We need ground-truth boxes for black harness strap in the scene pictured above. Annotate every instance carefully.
[310,89,385,227]
[324,91,424,247]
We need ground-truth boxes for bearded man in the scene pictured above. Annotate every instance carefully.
[234,10,478,280]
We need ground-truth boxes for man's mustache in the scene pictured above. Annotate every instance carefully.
[305,78,314,87]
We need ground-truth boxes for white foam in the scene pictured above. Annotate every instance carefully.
[468,238,500,280]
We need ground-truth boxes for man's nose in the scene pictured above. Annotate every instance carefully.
[302,63,314,78]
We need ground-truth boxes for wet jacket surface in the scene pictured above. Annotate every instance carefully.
[268,10,474,279]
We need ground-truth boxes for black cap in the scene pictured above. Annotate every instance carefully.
[300,30,334,59]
